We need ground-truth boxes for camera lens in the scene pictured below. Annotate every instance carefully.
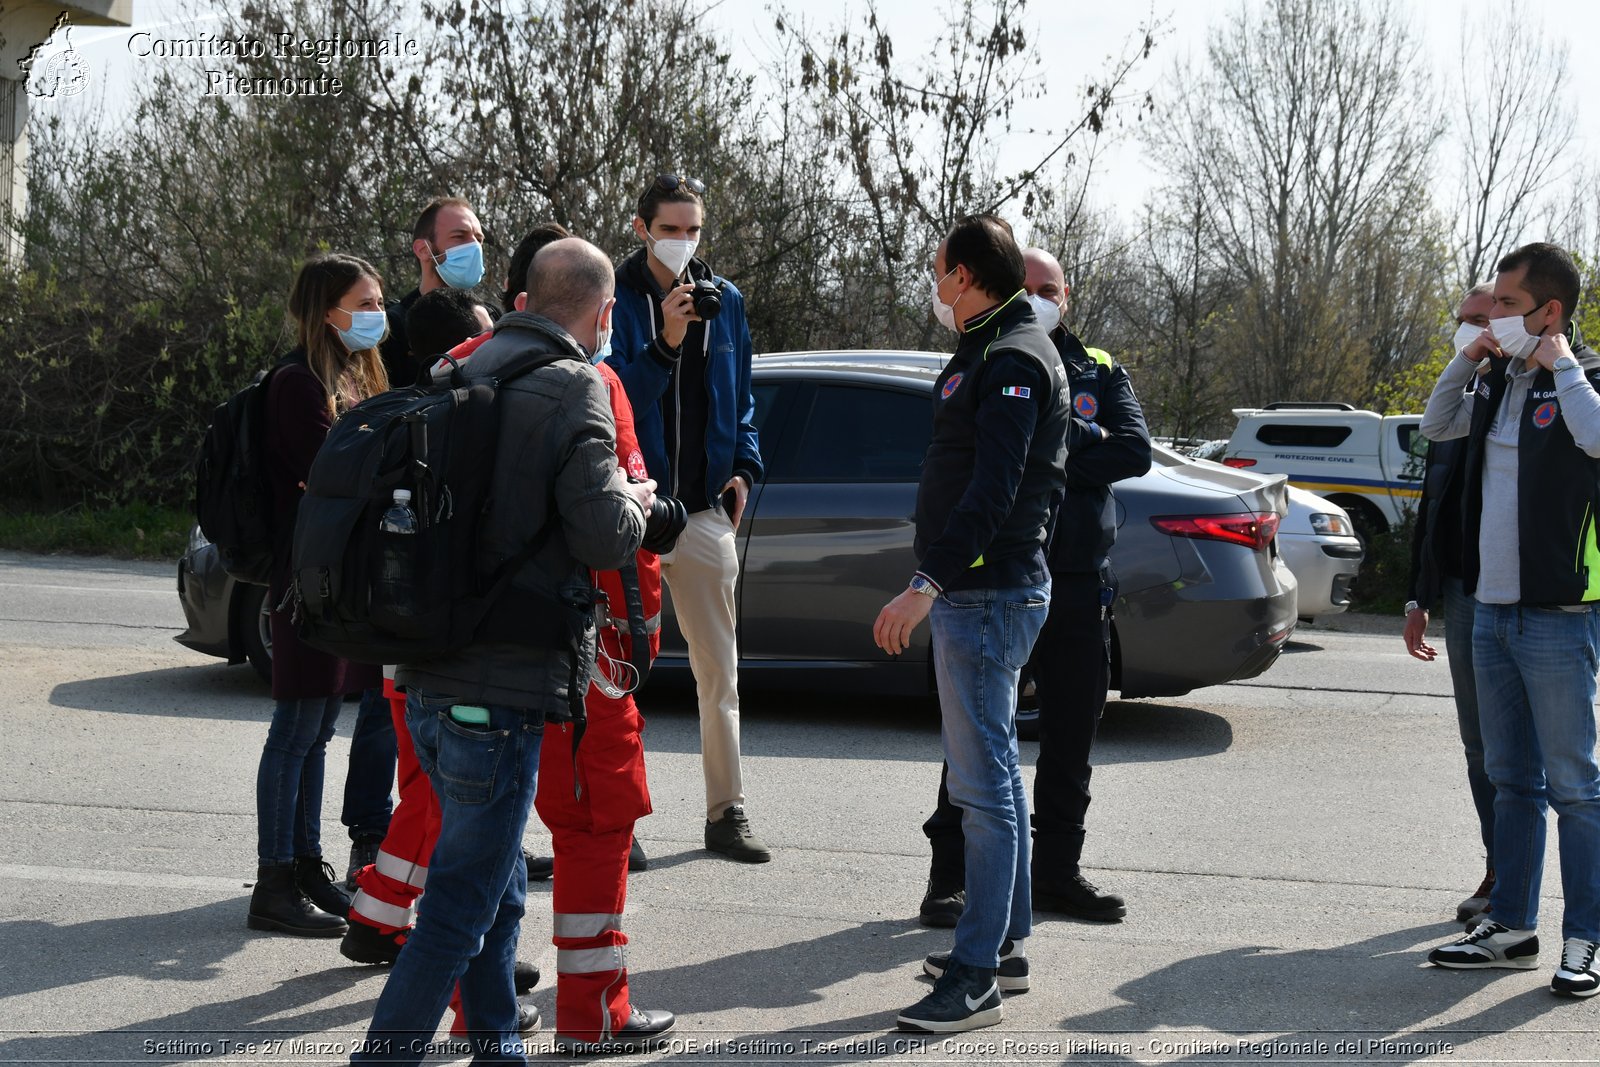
[692,280,722,320]
[641,493,688,555]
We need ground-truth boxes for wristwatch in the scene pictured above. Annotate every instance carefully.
[1553,355,1582,374]
[1404,600,1421,614]
[909,575,940,598]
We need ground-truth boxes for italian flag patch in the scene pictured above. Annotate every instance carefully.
[1001,386,1031,398]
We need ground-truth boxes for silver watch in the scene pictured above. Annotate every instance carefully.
[1404,600,1421,614]
[909,575,940,598]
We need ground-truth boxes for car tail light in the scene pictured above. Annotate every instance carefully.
[1150,511,1281,551]
[1222,457,1257,468]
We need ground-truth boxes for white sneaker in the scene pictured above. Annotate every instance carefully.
[1428,920,1539,970]
[1552,938,1600,997]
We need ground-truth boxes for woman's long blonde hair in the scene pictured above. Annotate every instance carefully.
[287,254,391,417]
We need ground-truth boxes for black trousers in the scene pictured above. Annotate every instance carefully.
[922,567,1113,885]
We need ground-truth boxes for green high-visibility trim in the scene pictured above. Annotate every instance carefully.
[1085,347,1113,368]
[970,555,985,568]
[1584,506,1600,602]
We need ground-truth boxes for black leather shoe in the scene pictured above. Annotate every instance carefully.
[517,1003,541,1034]
[340,919,409,964]
[525,849,554,882]
[554,1007,675,1055]
[247,865,347,938]
[705,805,772,862]
[515,960,540,994]
[1033,872,1126,921]
[919,879,965,928]
[628,836,648,872]
[345,833,383,891]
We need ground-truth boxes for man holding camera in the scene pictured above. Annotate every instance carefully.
[607,174,769,862]
[1420,242,1600,998]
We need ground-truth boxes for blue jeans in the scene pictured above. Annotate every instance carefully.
[1473,602,1600,940]
[256,695,342,866]
[342,686,397,841]
[931,580,1050,969]
[354,688,543,1066]
[1442,577,1495,864]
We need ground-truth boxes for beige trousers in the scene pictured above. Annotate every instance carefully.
[659,508,744,820]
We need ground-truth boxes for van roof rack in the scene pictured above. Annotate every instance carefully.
[1262,402,1356,411]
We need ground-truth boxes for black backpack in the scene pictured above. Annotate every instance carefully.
[193,361,287,585]
[288,348,598,710]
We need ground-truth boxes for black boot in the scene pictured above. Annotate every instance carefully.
[248,865,347,937]
[294,855,352,919]
[1032,828,1124,920]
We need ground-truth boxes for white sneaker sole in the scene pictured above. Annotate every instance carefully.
[1431,953,1539,970]
[896,1004,1003,1033]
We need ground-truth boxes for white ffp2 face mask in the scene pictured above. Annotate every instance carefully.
[1488,314,1539,360]
[1027,293,1063,331]
[649,235,698,277]
[931,267,960,332]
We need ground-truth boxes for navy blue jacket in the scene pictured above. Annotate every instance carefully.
[914,295,1071,593]
[606,249,763,509]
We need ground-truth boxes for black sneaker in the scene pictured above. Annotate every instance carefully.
[924,939,1029,992]
[1033,872,1126,921]
[919,879,965,928]
[554,1007,676,1055]
[345,834,384,892]
[1428,919,1539,969]
[897,961,1002,1033]
[1553,938,1600,997]
[1456,870,1495,924]
[705,805,772,863]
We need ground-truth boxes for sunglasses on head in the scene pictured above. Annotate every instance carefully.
[654,173,706,196]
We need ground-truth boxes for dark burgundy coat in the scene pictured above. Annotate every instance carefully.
[264,350,378,701]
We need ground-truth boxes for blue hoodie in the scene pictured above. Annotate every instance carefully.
[606,248,763,510]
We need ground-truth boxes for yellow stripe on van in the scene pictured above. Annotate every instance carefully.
[1288,479,1423,500]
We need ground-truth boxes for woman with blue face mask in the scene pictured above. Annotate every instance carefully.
[246,254,390,939]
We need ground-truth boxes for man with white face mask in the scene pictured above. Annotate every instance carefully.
[875,215,1069,1033]
[607,173,770,862]
[917,248,1150,931]
[1420,243,1600,998]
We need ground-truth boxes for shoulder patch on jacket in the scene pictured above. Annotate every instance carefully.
[1001,385,1031,399]
[942,373,964,399]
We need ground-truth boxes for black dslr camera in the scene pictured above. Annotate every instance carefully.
[641,491,687,555]
[690,278,724,321]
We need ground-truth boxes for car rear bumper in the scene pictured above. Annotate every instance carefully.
[1279,533,1363,618]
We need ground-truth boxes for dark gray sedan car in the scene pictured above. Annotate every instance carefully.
[653,351,1298,699]
[177,351,1298,697]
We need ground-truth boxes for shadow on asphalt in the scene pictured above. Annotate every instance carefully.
[1051,922,1567,1066]
[49,663,275,721]
[0,899,384,1066]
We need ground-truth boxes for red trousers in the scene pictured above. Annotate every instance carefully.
[535,686,652,1042]
[348,678,438,933]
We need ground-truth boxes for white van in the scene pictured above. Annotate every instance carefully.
[1220,403,1425,541]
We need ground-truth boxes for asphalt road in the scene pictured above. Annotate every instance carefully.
[1,550,1596,1065]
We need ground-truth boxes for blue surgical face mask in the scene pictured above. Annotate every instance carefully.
[431,240,485,289]
[335,308,387,351]
[591,300,613,364]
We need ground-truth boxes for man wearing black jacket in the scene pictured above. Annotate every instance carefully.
[917,248,1151,929]
[1402,283,1497,925]
[875,215,1069,1033]
[1420,243,1600,998]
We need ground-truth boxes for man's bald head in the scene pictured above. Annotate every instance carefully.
[1021,247,1068,307]
[527,238,615,325]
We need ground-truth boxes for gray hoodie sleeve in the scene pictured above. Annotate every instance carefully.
[1420,354,1480,442]
[1554,364,1600,458]
[552,368,648,571]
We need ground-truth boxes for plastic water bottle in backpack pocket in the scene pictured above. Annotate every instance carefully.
[373,488,420,623]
